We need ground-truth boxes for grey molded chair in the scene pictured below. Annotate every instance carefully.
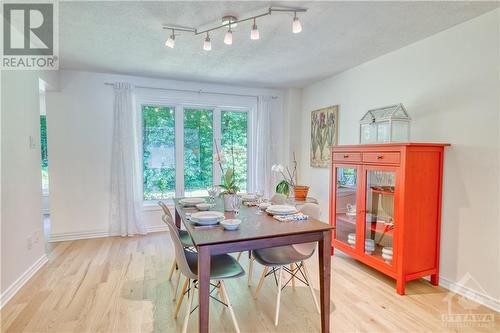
[159,201,195,302]
[158,201,194,248]
[270,193,287,205]
[163,215,244,333]
[252,203,321,326]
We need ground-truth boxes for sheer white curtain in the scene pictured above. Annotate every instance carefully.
[253,96,284,198]
[109,83,147,237]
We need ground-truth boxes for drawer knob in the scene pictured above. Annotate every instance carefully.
[376,155,383,159]
[343,154,349,158]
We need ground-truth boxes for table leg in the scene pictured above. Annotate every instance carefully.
[175,207,181,229]
[318,230,332,333]
[198,245,211,333]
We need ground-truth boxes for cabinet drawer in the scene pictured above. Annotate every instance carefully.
[363,152,401,164]
[332,152,361,162]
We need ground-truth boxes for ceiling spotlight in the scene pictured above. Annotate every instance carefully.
[203,33,211,51]
[292,12,302,34]
[250,18,259,40]
[224,25,233,45]
[165,29,175,48]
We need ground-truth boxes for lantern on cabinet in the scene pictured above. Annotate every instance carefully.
[359,104,410,144]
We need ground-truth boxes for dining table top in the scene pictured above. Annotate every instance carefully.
[174,197,334,247]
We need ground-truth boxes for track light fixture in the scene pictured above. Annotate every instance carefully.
[203,33,211,51]
[250,18,259,40]
[165,29,175,48]
[292,12,302,34]
[224,23,233,45]
[162,7,306,51]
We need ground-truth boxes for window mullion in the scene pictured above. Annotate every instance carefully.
[175,104,184,197]
[213,107,222,186]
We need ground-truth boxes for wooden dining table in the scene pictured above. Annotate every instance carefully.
[174,198,334,333]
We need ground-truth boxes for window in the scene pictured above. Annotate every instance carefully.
[221,111,248,192]
[140,102,251,201]
[40,115,49,192]
[184,108,213,197]
[142,106,176,200]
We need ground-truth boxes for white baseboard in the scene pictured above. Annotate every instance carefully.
[146,224,169,233]
[49,225,168,242]
[0,254,48,309]
[48,229,111,242]
[438,276,500,313]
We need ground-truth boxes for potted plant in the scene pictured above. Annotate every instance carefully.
[272,153,310,200]
[214,141,240,211]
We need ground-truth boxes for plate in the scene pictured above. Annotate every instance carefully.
[191,211,225,222]
[196,203,212,211]
[240,194,256,202]
[180,198,205,206]
[266,205,298,215]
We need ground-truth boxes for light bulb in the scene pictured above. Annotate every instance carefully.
[292,15,302,34]
[165,30,175,48]
[224,29,233,45]
[203,34,211,51]
[250,21,259,40]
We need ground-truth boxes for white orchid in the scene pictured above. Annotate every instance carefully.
[213,151,226,164]
[272,164,285,173]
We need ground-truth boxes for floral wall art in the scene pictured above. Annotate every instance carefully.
[310,105,338,168]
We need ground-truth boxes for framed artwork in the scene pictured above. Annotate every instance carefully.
[310,105,338,168]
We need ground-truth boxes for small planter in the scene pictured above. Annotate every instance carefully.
[223,194,235,212]
[294,185,310,201]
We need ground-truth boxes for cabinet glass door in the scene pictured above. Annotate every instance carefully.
[334,166,358,248]
[364,169,396,265]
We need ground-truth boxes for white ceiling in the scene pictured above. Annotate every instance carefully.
[59,1,499,88]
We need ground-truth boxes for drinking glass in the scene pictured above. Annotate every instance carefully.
[207,186,217,203]
[232,195,242,216]
[255,189,264,214]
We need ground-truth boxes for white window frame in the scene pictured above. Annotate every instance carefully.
[137,91,256,207]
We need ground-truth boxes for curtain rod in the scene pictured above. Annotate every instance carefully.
[103,82,279,99]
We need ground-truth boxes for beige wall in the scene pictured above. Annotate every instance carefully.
[295,10,500,301]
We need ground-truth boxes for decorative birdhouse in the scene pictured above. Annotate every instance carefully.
[359,104,410,144]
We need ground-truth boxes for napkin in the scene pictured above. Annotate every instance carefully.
[273,213,309,222]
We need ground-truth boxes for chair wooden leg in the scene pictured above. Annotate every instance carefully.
[236,252,242,261]
[220,281,241,333]
[174,277,189,319]
[274,267,283,326]
[217,280,226,303]
[172,270,181,301]
[248,255,254,286]
[302,261,320,314]
[168,260,176,281]
[181,282,195,333]
[254,266,269,299]
[290,263,296,289]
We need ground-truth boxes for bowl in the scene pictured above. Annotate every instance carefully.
[259,202,271,210]
[196,203,212,211]
[220,219,241,231]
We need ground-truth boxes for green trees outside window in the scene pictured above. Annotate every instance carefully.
[221,111,248,192]
[184,109,214,196]
[142,106,176,200]
[40,115,49,191]
[142,105,249,200]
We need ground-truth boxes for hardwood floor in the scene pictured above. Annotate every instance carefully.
[1,233,498,332]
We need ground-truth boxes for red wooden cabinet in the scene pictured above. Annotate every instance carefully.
[330,143,449,295]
